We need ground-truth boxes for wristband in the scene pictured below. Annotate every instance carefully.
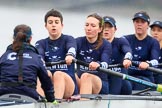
[124,52,132,60]
[66,52,75,57]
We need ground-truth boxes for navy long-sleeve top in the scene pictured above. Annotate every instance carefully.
[110,37,132,73]
[159,49,162,63]
[125,34,160,77]
[35,34,76,77]
[76,36,112,81]
[111,37,132,64]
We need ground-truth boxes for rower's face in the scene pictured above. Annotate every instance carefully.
[150,26,162,42]
[103,23,116,41]
[84,17,102,39]
[45,16,63,38]
[133,18,149,35]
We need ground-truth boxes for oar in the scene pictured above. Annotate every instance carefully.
[108,61,162,75]
[45,60,66,66]
[73,59,162,92]
[108,64,123,68]
[45,60,123,68]
[154,63,162,68]
[131,61,162,75]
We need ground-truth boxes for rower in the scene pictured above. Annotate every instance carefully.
[0,24,55,102]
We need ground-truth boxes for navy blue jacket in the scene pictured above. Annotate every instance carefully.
[0,44,54,102]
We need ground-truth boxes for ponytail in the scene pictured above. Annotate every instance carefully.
[12,24,32,52]
[12,32,26,52]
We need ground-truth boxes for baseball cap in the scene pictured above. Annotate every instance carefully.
[103,16,116,27]
[150,21,162,28]
[132,11,150,23]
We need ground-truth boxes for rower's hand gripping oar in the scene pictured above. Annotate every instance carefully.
[132,61,162,75]
[73,59,162,92]
[109,61,162,75]
[45,60,123,68]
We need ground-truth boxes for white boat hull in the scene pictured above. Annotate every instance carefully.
[1,95,162,108]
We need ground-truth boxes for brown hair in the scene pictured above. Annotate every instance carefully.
[44,9,63,24]
[87,13,103,50]
[12,24,32,52]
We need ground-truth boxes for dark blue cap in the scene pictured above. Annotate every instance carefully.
[132,12,150,23]
[103,16,116,27]
[150,21,162,28]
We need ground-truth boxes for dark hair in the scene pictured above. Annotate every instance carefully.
[12,24,32,52]
[87,13,103,50]
[44,9,63,24]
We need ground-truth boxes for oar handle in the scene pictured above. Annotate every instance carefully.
[132,61,162,75]
[98,67,123,78]
[156,63,162,68]
[108,64,123,68]
[147,67,162,75]
[73,59,123,68]
[45,60,66,66]
[73,59,89,67]
[131,61,139,67]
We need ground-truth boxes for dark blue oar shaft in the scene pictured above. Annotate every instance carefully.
[132,61,162,75]
[45,60,66,66]
[157,63,162,68]
[108,64,123,68]
[74,59,162,92]
[45,60,123,68]
[147,67,162,75]
[99,67,158,88]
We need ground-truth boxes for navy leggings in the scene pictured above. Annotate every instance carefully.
[109,68,132,95]
[109,76,132,95]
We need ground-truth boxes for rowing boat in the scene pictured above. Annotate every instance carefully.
[1,59,162,108]
[0,92,162,108]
